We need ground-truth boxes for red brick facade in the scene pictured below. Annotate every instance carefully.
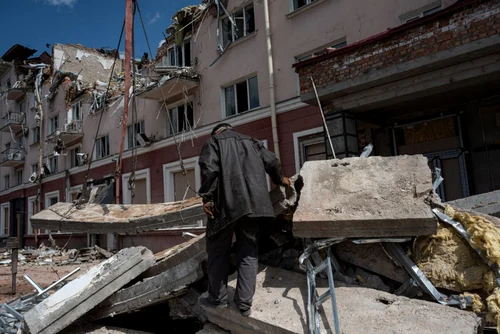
[295,0,500,95]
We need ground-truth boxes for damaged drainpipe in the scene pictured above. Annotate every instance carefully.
[263,0,280,160]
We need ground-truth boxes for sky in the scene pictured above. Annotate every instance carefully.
[0,0,197,59]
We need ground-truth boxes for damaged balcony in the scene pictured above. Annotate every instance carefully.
[46,120,84,145]
[7,81,28,101]
[0,147,25,168]
[0,112,25,133]
[139,66,199,100]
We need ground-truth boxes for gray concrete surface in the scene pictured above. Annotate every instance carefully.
[201,265,481,334]
[195,324,230,334]
[293,156,437,238]
[448,189,500,217]
[91,234,206,319]
[24,247,155,334]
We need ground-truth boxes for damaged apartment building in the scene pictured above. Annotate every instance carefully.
[1,0,499,252]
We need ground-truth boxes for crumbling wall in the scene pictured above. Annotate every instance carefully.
[297,0,500,95]
[53,44,123,84]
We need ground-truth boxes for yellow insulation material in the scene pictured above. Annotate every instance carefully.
[414,223,490,292]
[416,206,500,327]
[487,288,500,332]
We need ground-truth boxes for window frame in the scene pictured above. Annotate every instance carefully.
[121,168,151,204]
[48,155,58,174]
[71,101,83,121]
[126,120,146,149]
[69,146,82,168]
[167,102,195,136]
[0,202,9,236]
[289,0,317,12]
[222,76,259,118]
[31,126,41,145]
[293,127,324,173]
[94,135,110,159]
[15,168,23,186]
[167,38,192,67]
[221,4,256,46]
[3,174,10,190]
[27,196,37,235]
[48,115,59,135]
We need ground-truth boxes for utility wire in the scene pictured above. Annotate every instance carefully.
[84,20,125,190]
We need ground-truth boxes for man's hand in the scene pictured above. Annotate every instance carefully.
[203,200,215,220]
[282,176,292,188]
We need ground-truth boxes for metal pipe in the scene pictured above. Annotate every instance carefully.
[263,0,280,160]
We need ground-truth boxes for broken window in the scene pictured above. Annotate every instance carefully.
[224,76,259,117]
[167,103,194,135]
[48,116,59,135]
[167,39,192,67]
[48,156,58,174]
[291,0,316,12]
[126,120,145,149]
[31,127,40,145]
[95,135,110,159]
[70,147,81,168]
[72,101,82,121]
[222,4,255,46]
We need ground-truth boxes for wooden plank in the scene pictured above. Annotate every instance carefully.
[293,156,437,238]
[24,247,155,334]
[30,197,205,233]
[91,234,206,319]
[333,242,409,283]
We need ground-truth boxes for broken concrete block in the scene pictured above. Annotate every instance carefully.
[196,324,230,334]
[270,174,303,216]
[333,242,410,283]
[447,190,500,217]
[30,197,205,233]
[200,265,481,334]
[91,234,206,319]
[24,247,155,334]
[293,156,437,238]
[169,288,207,322]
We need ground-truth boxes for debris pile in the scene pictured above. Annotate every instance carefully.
[14,154,500,333]
[1,244,110,266]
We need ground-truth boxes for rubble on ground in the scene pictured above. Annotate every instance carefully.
[1,244,109,266]
[12,155,500,333]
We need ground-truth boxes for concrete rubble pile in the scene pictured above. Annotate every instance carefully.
[1,244,110,267]
[13,154,500,333]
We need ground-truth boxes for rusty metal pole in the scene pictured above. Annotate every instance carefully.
[8,237,19,295]
[116,0,133,206]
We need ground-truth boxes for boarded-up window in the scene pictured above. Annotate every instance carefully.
[132,179,148,204]
[173,169,196,201]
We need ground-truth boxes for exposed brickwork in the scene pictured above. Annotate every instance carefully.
[297,0,500,95]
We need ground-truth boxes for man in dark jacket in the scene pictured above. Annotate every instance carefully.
[198,123,290,316]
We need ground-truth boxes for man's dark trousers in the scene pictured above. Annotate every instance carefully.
[206,216,260,312]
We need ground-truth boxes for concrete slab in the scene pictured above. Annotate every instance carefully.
[200,266,481,334]
[447,190,500,217]
[24,247,155,334]
[30,197,205,233]
[91,234,206,319]
[169,288,207,322]
[333,242,410,283]
[293,156,437,238]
